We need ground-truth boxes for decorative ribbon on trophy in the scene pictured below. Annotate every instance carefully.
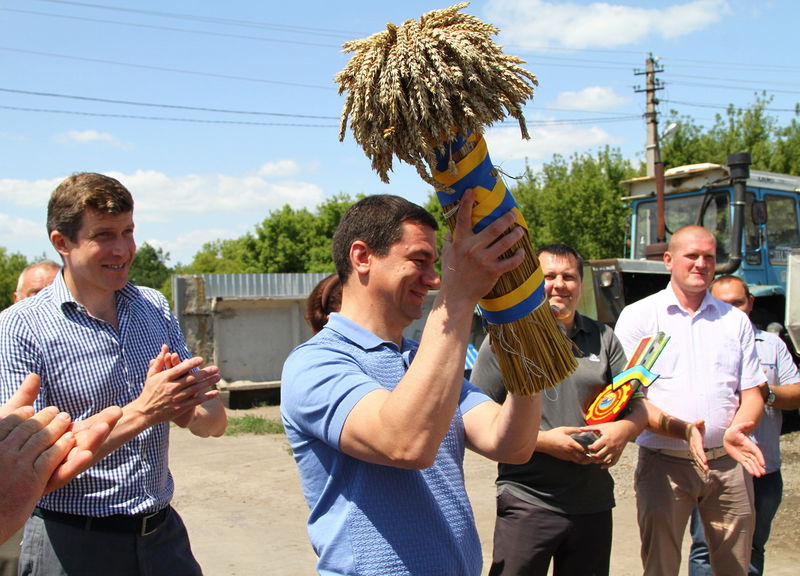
[585,332,670,425]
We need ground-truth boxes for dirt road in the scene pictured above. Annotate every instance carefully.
[170,406,800,575]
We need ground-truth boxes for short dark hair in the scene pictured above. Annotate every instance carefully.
[332,195,438,282]
[47,172,134,241]
[305,274,342,334]
[710,274,750,296]
[537,243,584,279]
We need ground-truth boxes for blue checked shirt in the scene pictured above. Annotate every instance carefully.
[0,272,191,516]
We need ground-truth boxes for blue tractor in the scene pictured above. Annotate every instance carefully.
[581,153,800,426]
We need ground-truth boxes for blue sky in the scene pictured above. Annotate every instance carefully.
[1,0,797,265]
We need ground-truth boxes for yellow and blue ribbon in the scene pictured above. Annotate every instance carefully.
[611,365,659,391]
[433,132,545,324]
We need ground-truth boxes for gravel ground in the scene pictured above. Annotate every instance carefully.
[170,407,800,575]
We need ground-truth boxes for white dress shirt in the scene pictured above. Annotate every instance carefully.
[615,284,764,450]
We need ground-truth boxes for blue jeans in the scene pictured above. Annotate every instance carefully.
[689,470,783,576]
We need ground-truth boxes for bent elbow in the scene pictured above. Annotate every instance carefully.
[499,437,538,465]
[385,441,439,470]
[504,446,536,465]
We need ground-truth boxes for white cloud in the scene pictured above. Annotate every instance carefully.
[0,212,49,252]
[0,166,329,264]
[256,159,301,178]
[53,130,133,150]
[485,121,620,166]
[107,168,326,223]
[485,0,730,49]
[0,177,62,209]
[552,86,630,111]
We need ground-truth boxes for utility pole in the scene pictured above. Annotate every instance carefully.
[635,54,668,251]
[635,54,664,177]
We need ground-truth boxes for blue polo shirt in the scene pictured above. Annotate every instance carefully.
[281,313,488,576]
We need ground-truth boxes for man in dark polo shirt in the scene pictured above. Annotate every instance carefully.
[471,243,703,576]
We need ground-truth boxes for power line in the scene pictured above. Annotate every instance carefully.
[0,100,640,129]
[665,80,800,96]
[667,73,800,89]
[0,87,339,120]
[0,46,334,90]
[662,56,800,74]
[526,115,642,126]
[2,8,344,49]
[0,104,338,128]
[661,98,799,114]
[37,0,359,38]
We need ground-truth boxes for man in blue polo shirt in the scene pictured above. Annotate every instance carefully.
[281,191,542,576]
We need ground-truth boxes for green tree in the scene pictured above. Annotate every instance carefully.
[0,247,30,310]
[130,243,172,289]
[512,147,636,259]
[252,194,357,273]
[768,109,800,175]
[181,236,260,274]
[661,93,800,176]
[305,193,358,272]
[423,192,449,271]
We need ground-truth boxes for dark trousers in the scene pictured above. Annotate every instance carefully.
[689,470,783,576]
[18,506,202,576]
[489,489,612,576]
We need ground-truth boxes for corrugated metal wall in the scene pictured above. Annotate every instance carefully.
[195,273,332,299]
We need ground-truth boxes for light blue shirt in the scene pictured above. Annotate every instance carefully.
[752,328,800,473]
[0,272,190,516]
[281,312,488,576]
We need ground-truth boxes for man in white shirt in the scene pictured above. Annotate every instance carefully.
[615,225,766,576]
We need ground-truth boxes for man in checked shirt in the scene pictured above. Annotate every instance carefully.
[0,172,226,575]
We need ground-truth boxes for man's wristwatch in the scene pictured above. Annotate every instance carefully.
[766,385,776,407]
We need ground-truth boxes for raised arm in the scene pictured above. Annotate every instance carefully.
[339,189,526,469]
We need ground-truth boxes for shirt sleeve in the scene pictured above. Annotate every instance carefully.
[739,320,766,391]
[281,341,382,449]
[469,337,507,404]
[0,310,44,407]
[774,334,800,387]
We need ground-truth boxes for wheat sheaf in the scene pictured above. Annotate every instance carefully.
[336,1,538,187]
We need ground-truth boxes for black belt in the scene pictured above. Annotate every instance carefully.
[33,506,171,536]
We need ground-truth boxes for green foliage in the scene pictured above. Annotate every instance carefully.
[661,93,800,175]
[180,237,260,274]
[224,414,284,435]
[130,243,172,289]
[423,193,448,272]
[251,194,356,273]
[0,247,30,310]
[180,194,358,275]
[511,147,636,259]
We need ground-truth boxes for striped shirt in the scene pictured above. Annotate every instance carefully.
[0,271,190,516]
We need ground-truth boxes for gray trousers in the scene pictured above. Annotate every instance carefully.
[18,507,202,576]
